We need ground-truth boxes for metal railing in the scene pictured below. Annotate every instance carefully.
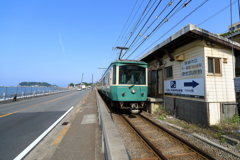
[0,87,73,104]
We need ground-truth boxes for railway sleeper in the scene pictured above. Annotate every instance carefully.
[161,146,185,155]
[149,137,169,142]
[164,152,197,159]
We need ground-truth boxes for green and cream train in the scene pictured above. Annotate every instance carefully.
[97,60,148,113]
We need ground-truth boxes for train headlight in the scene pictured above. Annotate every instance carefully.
[131,89,136,94]
[121,92,125,96]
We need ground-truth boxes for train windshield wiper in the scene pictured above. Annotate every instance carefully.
[129,83,135,89]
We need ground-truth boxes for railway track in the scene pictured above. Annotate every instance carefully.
[122,113,217,160]
[99,91,238,159]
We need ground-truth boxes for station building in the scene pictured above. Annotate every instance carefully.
[138,23,240,126]
[228,21,240,32]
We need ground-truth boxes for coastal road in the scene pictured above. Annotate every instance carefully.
[0,89,90,160]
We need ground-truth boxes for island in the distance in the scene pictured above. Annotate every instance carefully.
[18,82,57,87]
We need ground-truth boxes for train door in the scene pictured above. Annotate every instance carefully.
[148,70,157,97]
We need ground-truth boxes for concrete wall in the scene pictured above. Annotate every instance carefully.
[220,103,237,120]
[165,97,209,125]
[165,97,238,126]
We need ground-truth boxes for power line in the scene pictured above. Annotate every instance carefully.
[134,0,209,60]
[114,0,139,46]
[124,0,163,51]
[108,0,140,64]
[125,0,184,59]
[239,0,240,20]
[118,0,145,47]
[121,0,158,48]
[128,0,175,50]
[122,0,175,59]
[197,0,237,27]
[121,0,154,48]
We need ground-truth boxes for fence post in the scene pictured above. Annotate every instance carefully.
[5,87,8,103]
[24,87,26,99]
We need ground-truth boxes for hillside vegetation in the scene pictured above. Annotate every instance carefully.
[19,82,56,87]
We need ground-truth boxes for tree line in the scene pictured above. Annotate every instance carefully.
[69,82,93,87]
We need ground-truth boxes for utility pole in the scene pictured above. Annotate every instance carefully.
[116,46,129,60]
[81,73,84,84]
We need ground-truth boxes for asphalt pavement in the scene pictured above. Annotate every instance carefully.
[23,89,104,160]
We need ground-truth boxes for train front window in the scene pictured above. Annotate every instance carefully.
[119,65,146,85]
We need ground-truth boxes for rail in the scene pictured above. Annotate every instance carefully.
[123,113,217,160]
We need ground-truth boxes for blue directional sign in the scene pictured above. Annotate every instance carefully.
[164,78,204,99]
[184,80,199,88]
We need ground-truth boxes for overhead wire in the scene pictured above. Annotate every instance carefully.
[127,0,175,51]
[197,0,237,27]
[146,0,191,40]
[166,0,191,21]
[121,0,158,48]
[129,0,189,51]
[121,0,154,48]
[114,0,139,46]
[117,0,145,47]
[124,0,164,52]
[239,0,240,20]
[121,0,176,59]
[108,0,140,63]
[134,0,209,60]
[125,0,184,59]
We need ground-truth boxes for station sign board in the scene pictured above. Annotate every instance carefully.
[164,78,204,99]
[182,56,203,77]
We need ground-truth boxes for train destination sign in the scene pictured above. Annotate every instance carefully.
[164,78,204,99]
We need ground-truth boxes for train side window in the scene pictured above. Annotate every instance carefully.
[113,65,116,84]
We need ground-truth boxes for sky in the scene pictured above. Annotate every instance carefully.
[0,0,239,87]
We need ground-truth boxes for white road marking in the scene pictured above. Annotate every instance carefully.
[14,106,74,160]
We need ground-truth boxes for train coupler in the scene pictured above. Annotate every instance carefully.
[130,103,138,109]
